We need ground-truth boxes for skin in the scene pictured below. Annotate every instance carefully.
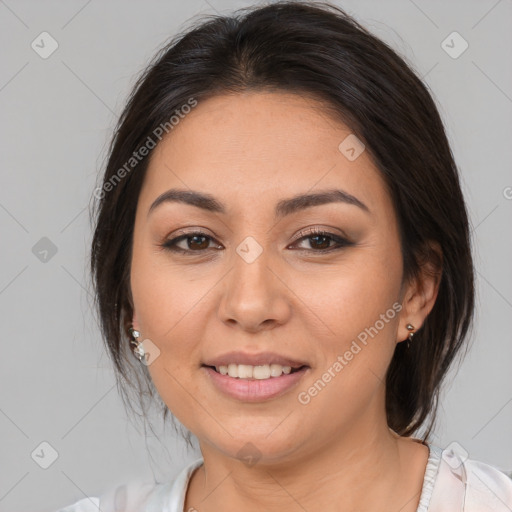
[130,91,441,512]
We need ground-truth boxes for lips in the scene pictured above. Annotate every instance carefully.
[202,365,310,402]
[201,350,311,401]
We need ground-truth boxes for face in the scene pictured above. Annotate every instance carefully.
[130,91,415,465]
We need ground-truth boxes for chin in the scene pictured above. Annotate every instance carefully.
[201,426,306,467]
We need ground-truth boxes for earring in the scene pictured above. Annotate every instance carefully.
[406,324,415,349]
[129,326,146,362]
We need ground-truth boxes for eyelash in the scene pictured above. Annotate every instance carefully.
[160,228,353,255]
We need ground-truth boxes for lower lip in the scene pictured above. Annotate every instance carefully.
[202,366,309,402]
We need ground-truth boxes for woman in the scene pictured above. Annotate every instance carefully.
[56,1,512,511]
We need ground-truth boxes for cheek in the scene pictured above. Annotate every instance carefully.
[130,240,211,339]
[294,280,401,434]
[132,272,208,429]
[292,246,402,401]
[292,250,402,344]
[130,244,215,412]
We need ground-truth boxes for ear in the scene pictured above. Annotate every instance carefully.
[397,240,443,343]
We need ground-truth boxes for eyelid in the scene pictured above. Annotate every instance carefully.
[163,227,218,243]
[292,226,344,240]
[164,224,345,241]
[171,226,215,237]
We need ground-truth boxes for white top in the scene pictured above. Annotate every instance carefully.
[55,444,512,511]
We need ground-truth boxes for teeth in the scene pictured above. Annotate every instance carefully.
[227,363,238,378]
[216,363,294,379]
[270,364,289,377]
[254,365,271,379]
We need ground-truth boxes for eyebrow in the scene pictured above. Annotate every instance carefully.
[147,187,370,218]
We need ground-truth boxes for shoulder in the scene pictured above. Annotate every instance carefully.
[53,458,204,512]
[52,480,157,512]
[463,456,512,510]
[427,444,512,512]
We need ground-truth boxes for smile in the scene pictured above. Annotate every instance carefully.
[202,364,310,402]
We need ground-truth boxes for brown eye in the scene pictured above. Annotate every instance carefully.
[308,234,332,250]
[161,231,220,253]
[291,228,353,253]
[161,228,352,255]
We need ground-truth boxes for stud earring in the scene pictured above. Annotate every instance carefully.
[129,326,146,362]
[406,323,415,349]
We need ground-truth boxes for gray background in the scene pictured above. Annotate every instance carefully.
[0,0,511,510]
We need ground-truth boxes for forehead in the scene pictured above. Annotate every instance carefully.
[140,91,392,217]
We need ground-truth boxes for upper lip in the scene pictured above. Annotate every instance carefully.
[202,351,309,369]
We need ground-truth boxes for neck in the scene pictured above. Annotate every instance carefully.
[185,417,428,512]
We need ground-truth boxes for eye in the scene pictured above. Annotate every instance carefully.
[289,228,353,253]
[160,228,353,255]
[160,231,221,254]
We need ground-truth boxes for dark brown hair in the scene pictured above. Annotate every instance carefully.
[89,1,474,443]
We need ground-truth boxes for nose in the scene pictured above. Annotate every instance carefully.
[217,241,292,333]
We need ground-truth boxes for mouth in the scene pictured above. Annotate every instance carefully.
[201,363,310,402]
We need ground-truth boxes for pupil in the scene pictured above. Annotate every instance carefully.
[190,235,208,250]
[312,235,329,249]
